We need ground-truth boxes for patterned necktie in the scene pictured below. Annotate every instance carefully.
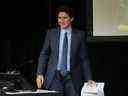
[60,32,68,76]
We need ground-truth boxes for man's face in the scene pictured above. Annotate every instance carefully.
[58,12,73,29]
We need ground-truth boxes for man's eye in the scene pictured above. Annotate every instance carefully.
[58,17,68,19]
[63,17,68,19]
[58,17,61,19]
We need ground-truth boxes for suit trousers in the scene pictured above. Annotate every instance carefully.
[48,71,79,96]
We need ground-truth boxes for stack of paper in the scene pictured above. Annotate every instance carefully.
[81,82,104,96]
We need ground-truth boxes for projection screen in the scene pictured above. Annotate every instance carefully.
[93,0,128,36]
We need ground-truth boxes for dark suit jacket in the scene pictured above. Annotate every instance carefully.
[37,27,92,92]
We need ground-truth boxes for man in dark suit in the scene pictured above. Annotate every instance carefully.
[36,6,95,96]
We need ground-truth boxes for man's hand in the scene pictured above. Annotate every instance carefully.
[87,80,96,87]
[36,75,44,88]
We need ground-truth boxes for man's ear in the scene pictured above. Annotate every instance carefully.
[71,17,74,22]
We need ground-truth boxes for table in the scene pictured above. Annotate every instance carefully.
[3,89,63,96]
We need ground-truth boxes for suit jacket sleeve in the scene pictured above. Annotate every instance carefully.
[79,32,92,80]
[37,31,51,76]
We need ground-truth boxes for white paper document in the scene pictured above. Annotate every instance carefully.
[81,82,105,96]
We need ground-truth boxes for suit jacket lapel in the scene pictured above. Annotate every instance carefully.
[54,27,60,68]
[70,29,78,68]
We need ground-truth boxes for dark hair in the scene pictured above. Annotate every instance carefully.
[56,5,74,18]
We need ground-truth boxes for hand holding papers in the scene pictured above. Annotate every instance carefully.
[81,82,105,96]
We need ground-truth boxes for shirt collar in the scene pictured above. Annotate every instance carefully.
[61,27,72,34]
